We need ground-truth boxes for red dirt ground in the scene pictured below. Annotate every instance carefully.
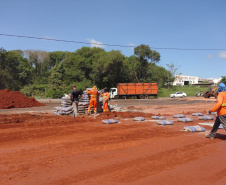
[0,98,226,185]
[0,89,45,109]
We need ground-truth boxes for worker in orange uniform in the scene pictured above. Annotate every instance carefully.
[206,83,226,139]
[101,87,109,113]
[87,86,98,114]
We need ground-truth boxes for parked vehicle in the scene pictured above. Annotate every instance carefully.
[203,87,218,98]
[109,83,158,99]
[170,92,187,98]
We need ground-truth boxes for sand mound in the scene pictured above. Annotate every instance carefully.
[0,89,45,109]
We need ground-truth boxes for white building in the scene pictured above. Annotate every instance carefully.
[173,75,222,86]
[173,75,199,86]
[198,78,222,85]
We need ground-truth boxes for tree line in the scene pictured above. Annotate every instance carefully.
[0,44,175,98]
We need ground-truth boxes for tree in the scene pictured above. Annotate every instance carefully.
[49,63,65,91]
[48,51,67,69]
[47,63,66,98]
[147,63,171,87]
[133,44,160,82]
[24,50,50,82]
[93,50,126,88]
[0,48,29,90]
[220,76,226,85]
[166,63,179,88]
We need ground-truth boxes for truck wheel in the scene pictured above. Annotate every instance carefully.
[139,95,145,99]
[145,95,149,99]
[204,91,210,98]
[114,95,119,99]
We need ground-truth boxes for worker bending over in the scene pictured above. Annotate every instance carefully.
[87,86,98,114]
[101,88,109,113]
[206,83,226,139]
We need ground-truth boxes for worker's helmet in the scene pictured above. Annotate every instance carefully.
[218,83,226,93]
[92,86,97,90]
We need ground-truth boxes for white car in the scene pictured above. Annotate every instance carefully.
[170,92,187,98]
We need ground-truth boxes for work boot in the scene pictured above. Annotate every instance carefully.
[205,133,215,139]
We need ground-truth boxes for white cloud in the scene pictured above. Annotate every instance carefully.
[207,54,213,59]
[87,38,104,48]
[128,43,136,51]
[218,51,226,59]
[128,43,135,47]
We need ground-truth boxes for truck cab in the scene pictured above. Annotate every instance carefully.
[109,88,117,99]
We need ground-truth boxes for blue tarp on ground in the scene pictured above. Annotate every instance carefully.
[198,116,214,120]
[192,113,204,116]
[173,114,186,118]
[184,125,206,132]
[133,117,145,121]
[102,119,119,124]
[157,120,174,125]
[178,118,193,123]
[151,116,166,120]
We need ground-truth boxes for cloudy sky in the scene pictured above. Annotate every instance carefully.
[1,0,226,78]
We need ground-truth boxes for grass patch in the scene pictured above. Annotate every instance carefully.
[158,86,209,97]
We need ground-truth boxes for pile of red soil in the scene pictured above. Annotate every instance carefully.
[0,89,45,109]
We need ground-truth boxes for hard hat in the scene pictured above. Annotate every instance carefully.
[92,86,97,90]
[218,83,226,93]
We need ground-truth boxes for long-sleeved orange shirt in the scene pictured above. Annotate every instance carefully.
[101,92,109,102]
[86,89,98,100]
[211,91,226,116]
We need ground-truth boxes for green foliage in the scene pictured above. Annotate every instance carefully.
[21,84,49,98]
[132,44,161,82]
[220,76,226,85]
[147,63,172,87]
[0,48,30,90]
[49,63,65,90]
[91,50,127,89]
[134,44,160,63]
[0,45,184,98]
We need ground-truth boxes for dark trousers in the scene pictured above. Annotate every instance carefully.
[210,115,226,136]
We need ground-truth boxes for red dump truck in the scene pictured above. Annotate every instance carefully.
[109,83,158,99]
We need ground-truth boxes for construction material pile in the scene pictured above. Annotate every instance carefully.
[54,88,103,115]
[0,89,45,109]
[54,95,73,115]
[109,104,123,112]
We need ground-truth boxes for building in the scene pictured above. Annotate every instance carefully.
[198,78,222,86]
[173,75,199,86]
[173,75,222,86]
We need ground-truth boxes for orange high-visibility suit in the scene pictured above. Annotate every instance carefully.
[101,91,109,113]
[87,86,98,114]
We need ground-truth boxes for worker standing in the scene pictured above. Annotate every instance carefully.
[101,87,109,113]
[206,83,226,139]
[87,86,98,114]
[70,85,82,117]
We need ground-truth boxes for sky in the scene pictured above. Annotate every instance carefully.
[1,0,226,78]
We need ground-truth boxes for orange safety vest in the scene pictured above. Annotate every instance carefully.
[102,92,109,101]
[211,91,226,116]
[87,89,98,100]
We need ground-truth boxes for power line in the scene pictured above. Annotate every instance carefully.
[0,33,226,51]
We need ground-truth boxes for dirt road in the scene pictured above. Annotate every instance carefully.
[0,98,225,185]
